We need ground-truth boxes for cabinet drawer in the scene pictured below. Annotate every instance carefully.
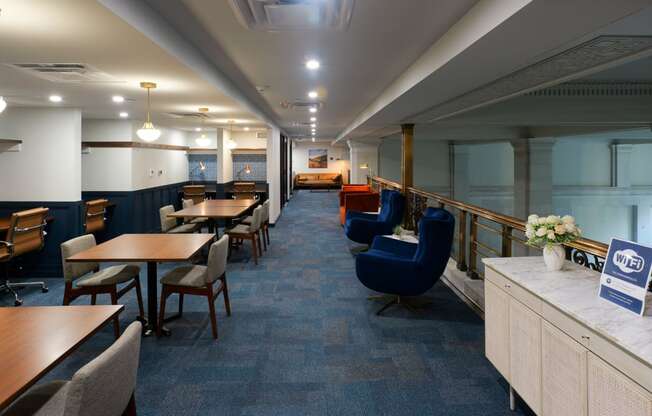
[485,267,541,314]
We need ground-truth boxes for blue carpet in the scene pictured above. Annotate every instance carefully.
[3,190,529,415]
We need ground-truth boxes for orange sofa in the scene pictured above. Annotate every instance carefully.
[339,185,379,225]
[294,173,342,190]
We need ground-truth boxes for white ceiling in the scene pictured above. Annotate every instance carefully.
[148,0,479,141]
[0,0,267,132]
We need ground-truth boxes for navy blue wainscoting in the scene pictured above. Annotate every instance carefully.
[0,201,84,278]
[82,181,190,238]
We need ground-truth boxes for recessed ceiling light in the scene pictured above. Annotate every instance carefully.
[310,123,316,128]
[311,137,315,142]
[310,117,316,122]
[312,132,316,136]
[244,127,250,131]
[195,127,202,132]
[305,59,320,70]
[49,95,62,103]
[112,95,125,103]
[309,107,317,113]
[119,112,129,118]
[308,91,318,99]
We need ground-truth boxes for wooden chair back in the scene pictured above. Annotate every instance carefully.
[183,185,206,205]
[5,207,49,258]
[234,192,256,200]
[84,199,108,234]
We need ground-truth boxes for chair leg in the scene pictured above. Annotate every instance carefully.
[206,285,218,339]
[257,231,263,256]
[265,224,270,245]
[134,278,145,320]
[222,275,231,316]
[178,293,184,317]
[110,287,120,339]
[260,229,267,251]
[251,235,258,265]
[158,286,169,337]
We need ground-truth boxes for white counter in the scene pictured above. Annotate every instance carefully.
[484,257,652,367]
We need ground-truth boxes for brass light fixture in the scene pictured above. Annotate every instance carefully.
[136,82,161,142]
[195,107,211,147]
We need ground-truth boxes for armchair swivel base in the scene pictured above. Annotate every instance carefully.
[367,294,432,315]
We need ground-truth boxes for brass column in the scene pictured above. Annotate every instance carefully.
[401,123,414,228]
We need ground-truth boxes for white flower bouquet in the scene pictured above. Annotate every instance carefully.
[525,214,582,248]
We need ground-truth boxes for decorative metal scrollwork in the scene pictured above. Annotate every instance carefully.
[566,247,605,272]
[409,193,428,232]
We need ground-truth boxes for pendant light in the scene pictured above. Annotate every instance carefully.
[0,96,6,113]
[136,82,161,142]
[195,107,211,147]
[226,120,237,149]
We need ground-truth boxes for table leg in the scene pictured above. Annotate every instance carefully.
[144,261,170,337]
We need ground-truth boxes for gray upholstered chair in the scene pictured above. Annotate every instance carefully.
[158,235,231,339]
[159,205,199,234]
[226,205,263,265]
[240,200,270,250]
[61,234,144,338]
[2,321,142,416]
[181,198,208,228]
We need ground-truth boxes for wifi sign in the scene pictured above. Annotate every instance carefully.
[613,249,645,274]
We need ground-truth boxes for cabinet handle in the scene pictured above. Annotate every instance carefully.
[504,284,511,288]
[581,335,590,341]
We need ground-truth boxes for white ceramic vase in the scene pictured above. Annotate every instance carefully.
[543,244,565,271]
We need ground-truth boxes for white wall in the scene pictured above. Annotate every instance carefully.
[292,141,349,177]
[81,119,189,191]
[267,126,281,223]
[231,130,267,149]
[0,107,81,201]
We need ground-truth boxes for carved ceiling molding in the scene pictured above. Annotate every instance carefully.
[525,81,652,97]
[420,36,652,122]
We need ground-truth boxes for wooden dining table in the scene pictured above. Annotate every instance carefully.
[66,234,214,337]
[0,305,123,411]
[169,199,257,236]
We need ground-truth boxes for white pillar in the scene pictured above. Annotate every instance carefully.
[452,145,470,202]
[513,138,555,217]
[347,140,378,184]
[267,126,281,223]
[610,144,633,188]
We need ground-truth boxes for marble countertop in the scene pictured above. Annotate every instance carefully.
[483,256,652,368]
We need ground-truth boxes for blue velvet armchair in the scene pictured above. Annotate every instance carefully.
[355,207,455,314]
[344,190,405,245]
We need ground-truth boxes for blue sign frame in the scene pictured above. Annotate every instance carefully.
[599,238,652,315]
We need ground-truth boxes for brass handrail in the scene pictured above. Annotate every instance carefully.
[369,176,609,276]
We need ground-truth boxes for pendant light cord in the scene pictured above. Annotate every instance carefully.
[146,87,151,124]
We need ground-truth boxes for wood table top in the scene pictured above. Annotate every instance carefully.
[0,305,124,410]
[66,233,214,262]
[168,201,253,219]
[203,199,258,207]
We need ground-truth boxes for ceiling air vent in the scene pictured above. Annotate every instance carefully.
[281,100,323,111]
[256,132,268,139]
[7,63,119,83]
[165,112,211,119]
[229,0,354,32]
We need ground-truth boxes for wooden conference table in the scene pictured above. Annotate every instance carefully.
[66,234,214,336]
[0,305,123,411]
[169,199,257,236]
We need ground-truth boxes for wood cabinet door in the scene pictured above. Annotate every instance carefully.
[588,353,652,416]
[542,321,587,416]
[509,298,542,414]
[485,280,510,380]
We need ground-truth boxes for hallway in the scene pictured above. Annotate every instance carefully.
[15,191,525,415]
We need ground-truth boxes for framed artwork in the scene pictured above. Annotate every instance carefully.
[308,148,328,168]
